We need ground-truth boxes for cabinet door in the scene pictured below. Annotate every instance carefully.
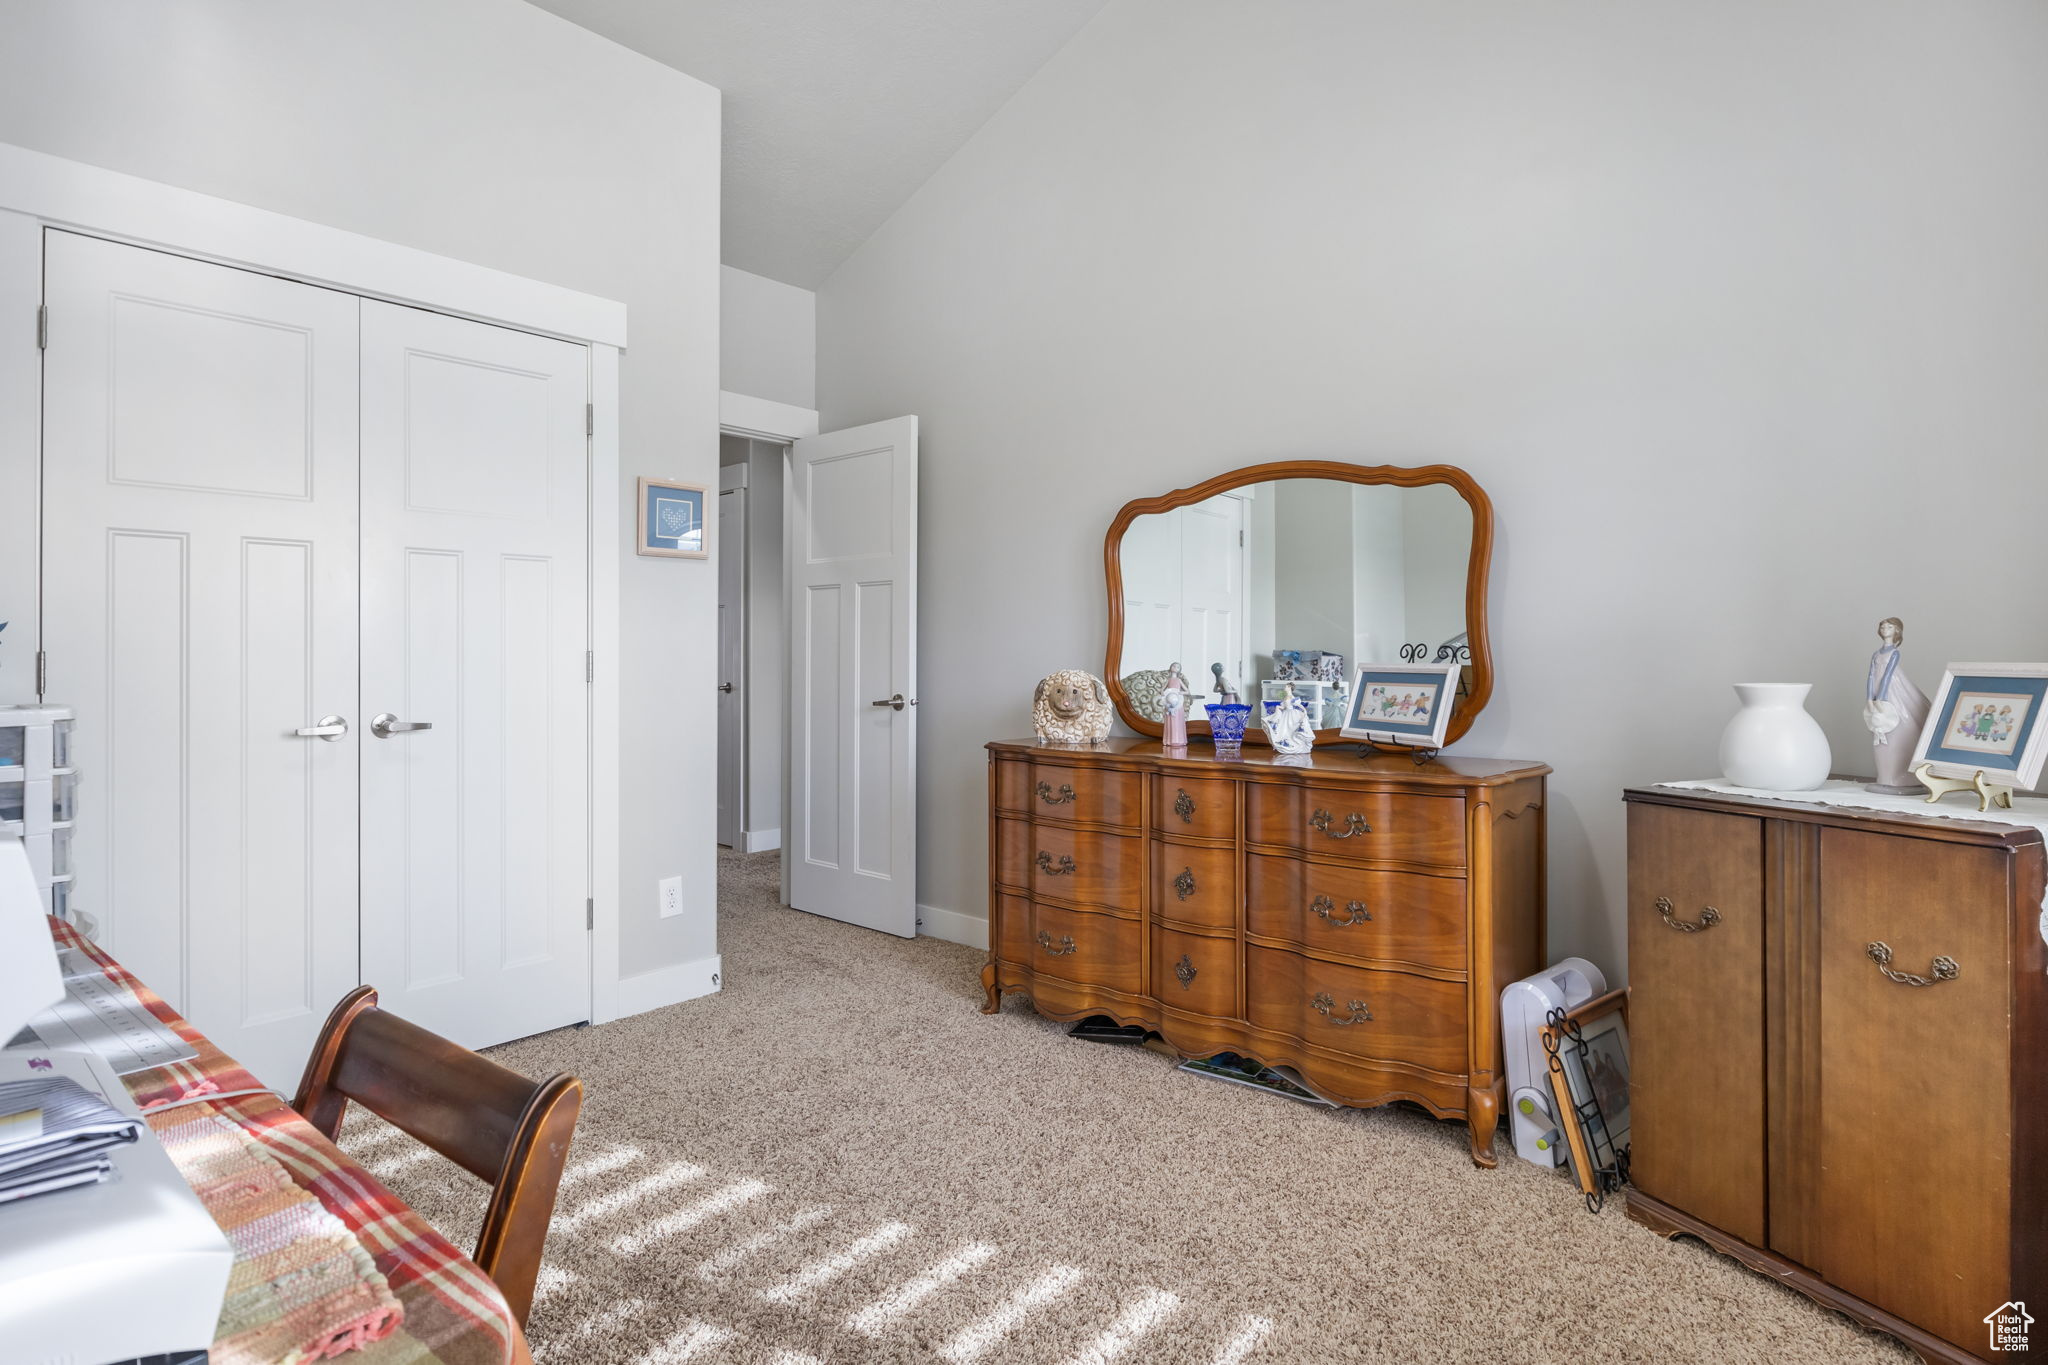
[1818,829,2011,1351]
[1626,802,1766,1246]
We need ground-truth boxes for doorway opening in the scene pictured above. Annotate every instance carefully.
[716,433,788,857]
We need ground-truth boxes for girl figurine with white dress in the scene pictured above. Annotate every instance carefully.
[1160,662,1191,749]
[1266,684,1315,755]
[1863,616,1930,794]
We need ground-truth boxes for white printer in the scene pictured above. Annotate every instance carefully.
[0,834,233,1365]
[1499,957,1608,1168]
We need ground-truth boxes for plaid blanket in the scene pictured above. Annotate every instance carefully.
[49,918,518,1365]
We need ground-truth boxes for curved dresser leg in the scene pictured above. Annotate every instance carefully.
[1466,1076,1502,1168]
[979,960,1001,1015]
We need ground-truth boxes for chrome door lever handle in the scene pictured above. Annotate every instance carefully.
[370,713,434,739]
[871,694,906,711]
[293,715,349,742]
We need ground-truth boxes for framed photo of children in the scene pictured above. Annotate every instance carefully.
[1340,662,1459,749]
[637,477,708,559]
[1910,662,2048,791]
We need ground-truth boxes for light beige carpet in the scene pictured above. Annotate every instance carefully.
[342,849,1909,1365]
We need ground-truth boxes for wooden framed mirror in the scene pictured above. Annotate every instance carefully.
[1103,461,1495,747]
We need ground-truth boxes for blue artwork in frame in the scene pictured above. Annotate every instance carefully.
[637,477,708,559]
[1910,663,2048,790]
[1340,662,1460,749]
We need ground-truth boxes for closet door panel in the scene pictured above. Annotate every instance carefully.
[40,230,361,1090]
[357,301,591,1052]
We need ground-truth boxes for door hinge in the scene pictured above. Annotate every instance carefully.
[34,650,46,698]
[586,403,594,438]
[585,650,594,683]
[36,305,47,351]
[586,897,595,929]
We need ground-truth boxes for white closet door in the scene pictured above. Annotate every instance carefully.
[357,301,591,1050]
[787,417,918,937]
[716,485,745,849]
[1179,494,1245,697]
[41,231,361,1089]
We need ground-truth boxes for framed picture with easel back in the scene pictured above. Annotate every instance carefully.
[637,477,708,559]
[1339,662,1459,750]
[1909,662,2048,804]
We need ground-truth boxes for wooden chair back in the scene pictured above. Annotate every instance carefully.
[291,986,583,1327]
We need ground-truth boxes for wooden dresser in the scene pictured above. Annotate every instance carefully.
[984,738,1549,1165]
[1625,786,2048,1364]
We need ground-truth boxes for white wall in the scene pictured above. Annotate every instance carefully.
[722,264,816,409]
[818,0,2048,976]
[0,0,724,984]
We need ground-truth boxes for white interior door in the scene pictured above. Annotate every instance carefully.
[716,484,746,849]
[1180,494,1246,700]
[40,231,361,1088]
[787,417,917,937]
[357,300,591,1050]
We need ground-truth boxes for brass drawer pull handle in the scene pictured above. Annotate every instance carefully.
[1037,781,1077,806]
[1036,851,1077,877]
[1310,991,1372,1025]
[1310,894,1371,926]
[1655,896,1721,933]
[1867,941,1959,986]
[1174,788,1196,823]
[1310,808,1371,839]
[1037,931,1077,956]
[1173,867,1196,900]
[1174,954,1197,988]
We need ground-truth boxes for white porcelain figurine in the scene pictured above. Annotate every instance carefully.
[1266,684,1315,755]
[1862,616,1930,794]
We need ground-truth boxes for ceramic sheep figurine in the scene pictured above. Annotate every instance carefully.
[1033,669,1114,745]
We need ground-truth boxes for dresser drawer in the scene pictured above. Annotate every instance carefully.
[1026,902,1141,993]
[1030,824,1141,908]
[1246,946,1466,1075]
[1152,840,1236,930]
[1245,783,1466,867]
[1030,762,1141,827]
[1152,925,1237,1018]
[1152,775,1236,840]
[1245,854,1465,971]
[993,890,1034,964]
[994,817,1031,889]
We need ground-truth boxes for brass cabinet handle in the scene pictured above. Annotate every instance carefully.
[1655,896,1721,933]
[1310,808,1371,839]
[1032,847,1081,879]
[1174,954,1197,988]
[1173,867,1197,901]
[1310,991,1372,1025]
[1174,788,1196,823]
[1037,781,1077,806]
[1036,930,1077,956]
[1310,894,1371,926]
[1867,941,1959,986]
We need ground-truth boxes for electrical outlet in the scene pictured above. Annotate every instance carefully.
[658,876,683,918]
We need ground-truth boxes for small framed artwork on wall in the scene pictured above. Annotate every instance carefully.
[637,477,708,559]
[1340,662,1459,749]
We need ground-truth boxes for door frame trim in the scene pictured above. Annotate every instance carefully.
[3,145,626,1032]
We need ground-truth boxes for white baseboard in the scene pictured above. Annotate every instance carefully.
[743,827,781,854]
[916,902,988,950]
[608,953,722,1021]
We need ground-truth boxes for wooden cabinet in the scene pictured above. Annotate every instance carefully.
[1625,787,2048,1364]
[986,737,1549,1166]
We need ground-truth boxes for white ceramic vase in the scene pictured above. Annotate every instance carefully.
[1719,683,1832,791]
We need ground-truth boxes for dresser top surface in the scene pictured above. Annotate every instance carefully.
[988,738,1548,786]
[1624,783,2044,847]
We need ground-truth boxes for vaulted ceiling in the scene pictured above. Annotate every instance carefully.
[529,0,1113,289]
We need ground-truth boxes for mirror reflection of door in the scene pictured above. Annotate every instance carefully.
[1119,493,1247,719]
